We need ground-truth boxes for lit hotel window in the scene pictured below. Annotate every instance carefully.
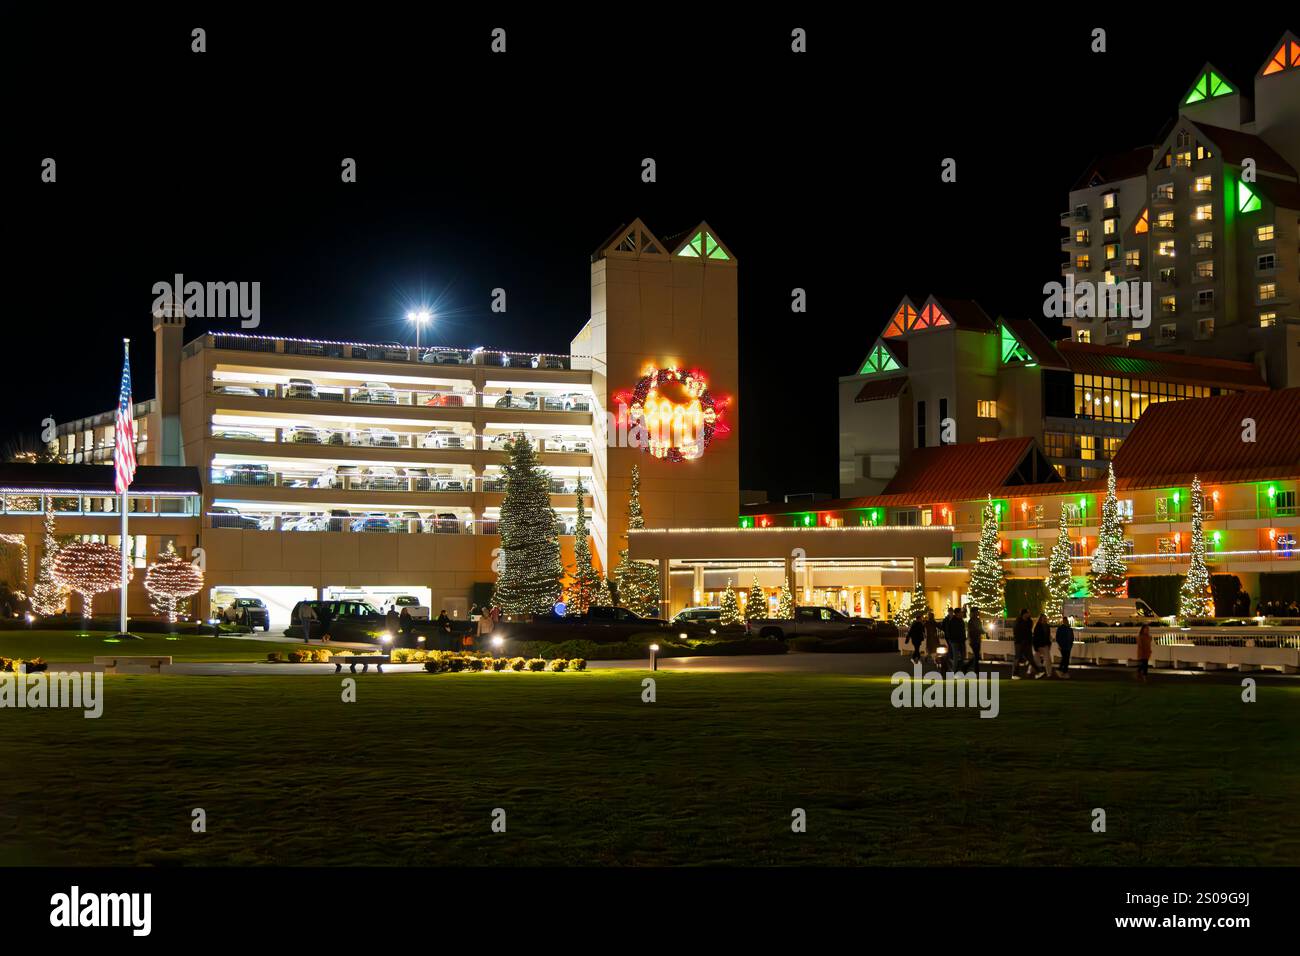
[1156,211,1175,230]
[1103,192,1117,209]
[1196,260,1214,279]
[1126,332,1142,343]
[1156,184,1174,200]
[1256,224,1274,242]
[1077,329,1091,343]
[1160,295,1176,314]
[1260,312,1277,328]
[1104,218,1117,236]
[1259,282,1277,301]
[1194,204,1213,222]
[1158,240,1175,257]
[977,400,997,419]
[1193,175,1212,192]
[1195,232,1213,252]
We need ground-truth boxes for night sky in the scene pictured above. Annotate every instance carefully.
[8,12,1294,497]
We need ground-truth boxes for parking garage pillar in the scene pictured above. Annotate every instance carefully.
[913,556,925,591]
[692,564,704,605]
[658,558,670,619]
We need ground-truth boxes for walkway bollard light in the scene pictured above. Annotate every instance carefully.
[492,635,504,658]
[650,643,659,671]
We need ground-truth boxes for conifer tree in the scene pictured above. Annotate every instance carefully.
[493,435,564,614]
[719,580,742,626]
[1045,505,1074,621]
[744,574,766,621]
[776,577,795,618]
[31,509,68,616]
[968,494,1005,623]
[1089,463,1128,597]
[567,475,600,616]
[613,464,660,616]
[1179,475,1213,620]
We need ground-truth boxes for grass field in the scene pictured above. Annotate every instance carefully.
[0,630,309,663]
[2,670,1296,866]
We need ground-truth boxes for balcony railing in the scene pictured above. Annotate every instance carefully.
[190,332,585,371]
[208,468,589,496]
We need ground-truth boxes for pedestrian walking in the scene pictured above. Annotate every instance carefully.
[299,602,316,643]
[944,606,967,668]
[1012,608,1036,679]
[908,615,924,663]
[924,611,943,670]
[1055,614,1075,678]
[1032,613,1054,679]
[1136,623,1152,683]
[966,603,984,667]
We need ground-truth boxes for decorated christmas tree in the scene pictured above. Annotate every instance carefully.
[718,580,742,626]
[30,509,68,616]
[906,579,931,623]
[744,574,766,621]
[1045,505,1074,621]
[145,543,205,624]
[968,494,1005,622]
[776,577,795,618]
[1179,475,1214,620]
[493,435,564,614]
[891,592,913,631]
[613,464,660,617]
[1089,462,1128,597]
[594,575,613,607]
[566,475,601,616]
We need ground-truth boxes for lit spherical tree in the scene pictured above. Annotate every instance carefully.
[145,545,205,624]
[53,541,132,620]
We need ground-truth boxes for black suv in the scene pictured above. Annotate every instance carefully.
[290,599,387,642]
[222,597,271,630]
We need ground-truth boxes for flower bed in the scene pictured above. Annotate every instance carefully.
[422,652,586,674]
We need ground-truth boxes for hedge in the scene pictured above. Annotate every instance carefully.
[421,653,587,674]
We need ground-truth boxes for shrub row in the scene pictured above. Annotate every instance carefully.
[0,656,47,671]
[422,653,587,673]
[267,648,336,663]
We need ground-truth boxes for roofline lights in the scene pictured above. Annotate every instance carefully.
[202,331,585,360]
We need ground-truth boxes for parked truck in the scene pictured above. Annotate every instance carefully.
[744,606,877,641]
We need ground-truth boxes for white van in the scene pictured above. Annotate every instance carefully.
[1062,597,1160,626]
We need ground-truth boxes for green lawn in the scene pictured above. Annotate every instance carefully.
[1,671,1296,866]
[0,629,307,663]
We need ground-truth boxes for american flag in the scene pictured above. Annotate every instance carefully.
[114,339,136,495]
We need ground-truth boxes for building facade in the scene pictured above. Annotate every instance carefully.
[36,219,740,625]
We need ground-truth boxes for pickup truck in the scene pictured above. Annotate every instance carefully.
[745,606,877,640]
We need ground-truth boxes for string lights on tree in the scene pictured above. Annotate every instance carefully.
[493,435,564,615]
[718,579,742,626]
[776,577,795,618]
[1089,463,1129,597]
[30,509,68,616]
[744,574,766,621]
[145,544,204,624]
[614,464,660,617]
[968,495,1005,623]
[567,475,600,616]
[1045,505,1074,621]
[1179,475,1214,621]
[53,541,132,619]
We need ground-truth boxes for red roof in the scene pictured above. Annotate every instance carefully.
[1188,122,1297,178]
[1056,341,1268,390]
[929,297,997,332]
[855,377,908,402]
[1003,317,1067,369]
[1111,388,1300,488]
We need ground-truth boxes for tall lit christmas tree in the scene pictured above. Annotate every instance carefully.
[567,475,600,616]
[30,509,68,616]
[613,464,660,617]
[906,579,931,623]
[1089,462,1128,597]
[967,494,1005,622]
[493,435,563,614]
[776,577,794,618]
[718,580,742,625]
[1179,475,1213,620]
[1045,505,1074,621]
[744,574,766,621]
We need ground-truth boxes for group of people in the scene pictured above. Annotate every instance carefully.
[907,604,1155,682]
[1255,599,1300,617]
[906,604,986,672]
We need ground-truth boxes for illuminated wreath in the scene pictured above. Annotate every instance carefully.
[628,367,719,462]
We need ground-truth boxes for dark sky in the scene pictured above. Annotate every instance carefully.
[8,12,1295,497]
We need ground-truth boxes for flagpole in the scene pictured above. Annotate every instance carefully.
[120,338,130,636]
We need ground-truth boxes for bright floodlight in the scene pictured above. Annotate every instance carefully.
[650,644,660,652]
[492,635,504,647]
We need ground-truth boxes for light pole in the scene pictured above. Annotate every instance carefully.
[406,309,432,349]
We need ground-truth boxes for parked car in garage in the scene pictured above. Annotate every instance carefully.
[494,393,532,409]
[421,350,466,365]
[355,467,403,491]
[351,427,400,448]
[212,428,265,442]
[287,425,324,443]
[284,378,318,400]
[353,381,397,404]
[547,435,591,453]
[420,429,466,450]
[216,462,275,486]
[351,513,399,533]
[431,476,467,492]
[423,391,465,407]
[214,383,261,397]
[220,597,271,630]
[488,432,533,450]
[560,392,591,411]
[210,506,262,530]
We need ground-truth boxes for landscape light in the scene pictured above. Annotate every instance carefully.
[649,643,660,672]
